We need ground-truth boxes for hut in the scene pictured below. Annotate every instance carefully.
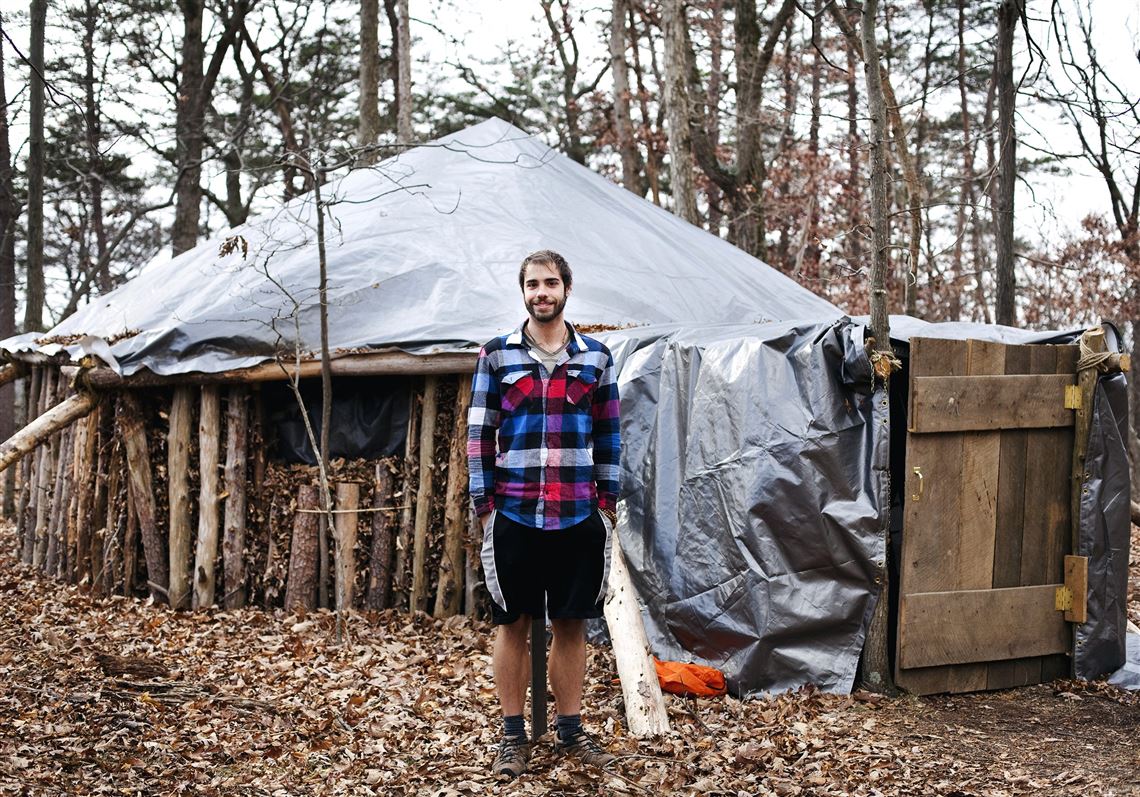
[0,119,1130,698]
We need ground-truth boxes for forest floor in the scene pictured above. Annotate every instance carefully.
[1,519,1138,797]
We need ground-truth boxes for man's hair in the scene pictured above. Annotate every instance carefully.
[518,250,572,291]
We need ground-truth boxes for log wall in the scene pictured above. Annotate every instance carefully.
[2,366,487,618]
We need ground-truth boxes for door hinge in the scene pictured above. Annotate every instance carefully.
[1054,586,1073,611]
[1064,384,1082,410]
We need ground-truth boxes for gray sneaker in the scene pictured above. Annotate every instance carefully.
[554,729,616,768]
[492,735,531,778]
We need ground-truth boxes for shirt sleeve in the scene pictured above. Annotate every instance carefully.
[467,347,500,517]
[591,350,621,514]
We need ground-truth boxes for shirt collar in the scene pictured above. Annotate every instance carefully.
[507,320,586,355]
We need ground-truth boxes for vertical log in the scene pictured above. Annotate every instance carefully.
[31,369,57,568]
[435,375,471,617]
[366,460,396,610]
[223,386,248,609]
[17,369,41,562]
[465,509,480,619]
[73,409,99,585]
[103,470,126,595]
[285,484,320,612]
[120,392,167,602]
[88,413,111,591]
[393,380,420,606]
[45,427,74,576]
[167,386,194,609]
[333,481,361,610]
[97,439,122,597]
[194,385,221,608]
[410,375,439,613]
[121,478,138,596]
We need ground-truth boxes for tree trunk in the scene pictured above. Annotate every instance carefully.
[285,484,320,612]
[334,482,361,610]
[857,0,894,694]
[661,0,699,224]
[24,0,46,331]
[172,0,206,256]
[435,375,471,617]
[0,19,18,512]
[358,0,382,162]
[120,393,168,602]
[410,375,439,613]
[366,460,396,610]
[993,0,1019,325]
[611,0,642,193]
[395,0,413,141]
[194,385,221,608]
[223,386,248,609]
[167,386,194,609]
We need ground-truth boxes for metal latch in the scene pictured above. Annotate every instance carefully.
[1054,586,1074,611]
[911,466,924,502]
[1064,385,1082,410]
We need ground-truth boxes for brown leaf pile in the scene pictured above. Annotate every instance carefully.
[2,518,1138,796]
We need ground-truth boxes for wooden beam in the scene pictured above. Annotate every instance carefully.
[603,534,671,738]
[899,585,1068,669]
[167,386,194,609]
[909,373,1074,433]
[193,386,221,608]
[64,351,478,390]
[0,362,26,388]
[0,391,97,475]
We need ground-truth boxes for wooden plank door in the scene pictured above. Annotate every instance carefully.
[896,338,1078,695]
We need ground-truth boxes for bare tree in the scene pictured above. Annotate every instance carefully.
[25,0,47,331]
[993,0,1020,325]
[0,20,18,514]
[359,0,382,158]
[610,0,643,193]
[660,0,699,224]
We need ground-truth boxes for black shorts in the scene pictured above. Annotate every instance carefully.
[480,509,612,625]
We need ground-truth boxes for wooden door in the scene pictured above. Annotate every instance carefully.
[896,338,1079,695]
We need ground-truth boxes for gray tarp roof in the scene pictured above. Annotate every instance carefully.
[1,118,841,375]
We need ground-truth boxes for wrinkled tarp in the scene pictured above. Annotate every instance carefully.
[1075,373,1131,681]
[0,118,839,375]
[1107,633,1140,690]
[604,319,888,696]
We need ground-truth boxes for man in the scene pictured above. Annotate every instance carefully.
[467,250,620,778]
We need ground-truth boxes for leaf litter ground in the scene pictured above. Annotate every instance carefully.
[1,519,1138,796]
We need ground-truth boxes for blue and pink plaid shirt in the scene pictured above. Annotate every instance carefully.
[467,322,621,531]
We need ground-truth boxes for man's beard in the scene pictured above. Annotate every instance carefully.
[527,295,567,323]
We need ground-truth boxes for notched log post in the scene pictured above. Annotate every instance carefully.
[435,375,471,617]
[333,481,361,611]
[366,459,396,610]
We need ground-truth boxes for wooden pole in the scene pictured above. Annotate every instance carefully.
[603,535,671,738]
[334,481,361,611]
[103,467,126,596]
[0,363,25,388]
[30,371,58,570]
[366,459,397,610]
[0,390,97,476]
[223,387,249,609]
[285,483,320,612]
[465,509,479,618]
[435,375,471,617]
[44,427,73,575]
[88,416,111,592]
[120,476,138,596]
[19,369,44,563]
[94,436,122,597]
[167,386,194,609]
[120,392,168,602]
[193,385,221,608]
[393,381,420,607]
[410,375,439,613]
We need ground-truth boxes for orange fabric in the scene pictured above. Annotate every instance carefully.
[653,658,728,697]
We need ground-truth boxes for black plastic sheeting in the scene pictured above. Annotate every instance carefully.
[605,319,888,696]
[262,376,411,465]
[1075,373,1131,681]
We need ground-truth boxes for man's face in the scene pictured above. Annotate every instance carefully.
[522,261,569,324]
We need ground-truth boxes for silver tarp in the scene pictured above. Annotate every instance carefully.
[604,319,888,695]
[0,118,838,374]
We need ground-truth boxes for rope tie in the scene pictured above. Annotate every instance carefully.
[1077,336,1115,373]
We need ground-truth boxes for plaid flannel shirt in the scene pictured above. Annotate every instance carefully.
[467,322,621,531]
